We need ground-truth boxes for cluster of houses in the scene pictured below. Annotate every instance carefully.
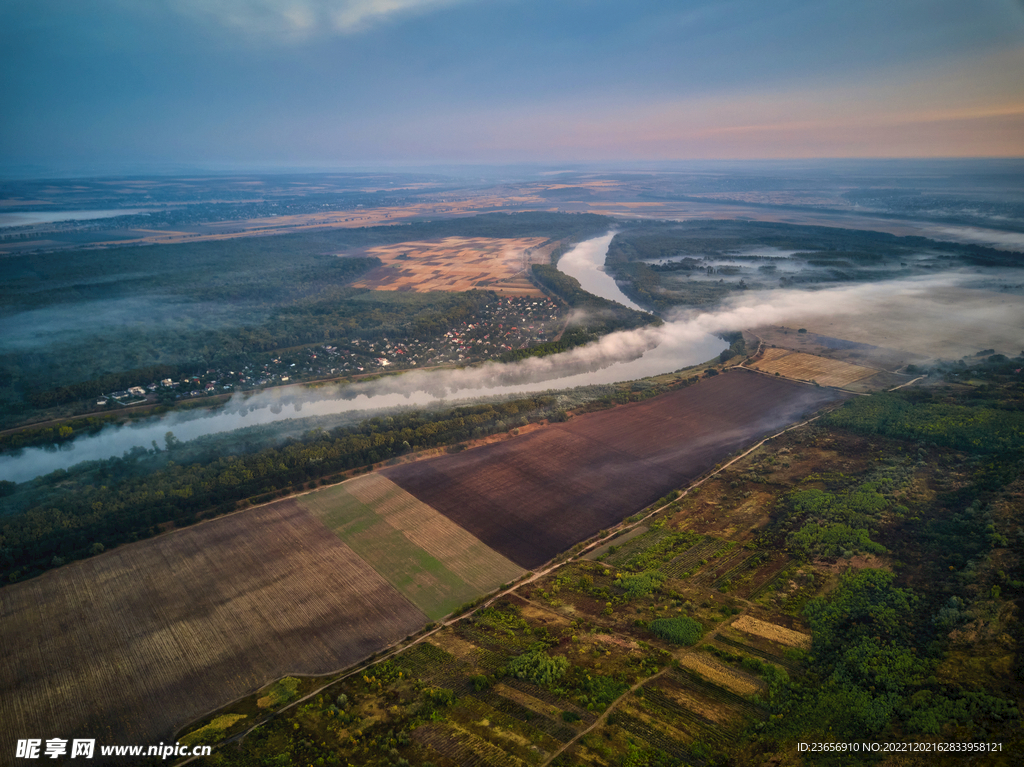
[90,297,566,411]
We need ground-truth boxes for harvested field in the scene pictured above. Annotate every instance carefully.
[385,369,849,568]
[296,475,523,619]
[0,502,425,754]
[349,236,549,295]
[731,615,812,649]
[676,654,762,697]
[749,348,877,388]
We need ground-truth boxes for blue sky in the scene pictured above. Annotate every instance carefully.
[2,0,1022,172]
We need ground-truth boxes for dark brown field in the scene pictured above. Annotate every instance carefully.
[384,369,848,568]
[0,501,426,753]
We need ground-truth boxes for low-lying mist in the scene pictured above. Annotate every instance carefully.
[3,267,1022,484]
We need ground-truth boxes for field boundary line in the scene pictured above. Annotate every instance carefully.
[173,400,839,765]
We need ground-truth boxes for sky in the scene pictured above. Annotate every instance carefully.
[2,0,1023,172]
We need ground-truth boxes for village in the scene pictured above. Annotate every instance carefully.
[94,296,566,408]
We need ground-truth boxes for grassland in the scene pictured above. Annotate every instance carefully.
[0,502,426,756]
[295,475,524,620]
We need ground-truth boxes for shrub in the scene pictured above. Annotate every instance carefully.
[614,571,665,599]
[649,616,704,646]
[506,647,569,687]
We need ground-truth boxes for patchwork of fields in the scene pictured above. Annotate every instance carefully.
[385,369,849,568]
[296,474,523,620]
[0,502,427,753]
[1,367,852,756]
[0,475,524,752]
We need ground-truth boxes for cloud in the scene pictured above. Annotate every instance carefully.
[174,0,468,39]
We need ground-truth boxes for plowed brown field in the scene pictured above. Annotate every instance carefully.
[0,502,426,753]
[384,369,849,568]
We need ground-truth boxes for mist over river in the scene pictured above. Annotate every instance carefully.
[0,234,726,483]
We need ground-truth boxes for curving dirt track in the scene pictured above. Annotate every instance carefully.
[384,369,848,569]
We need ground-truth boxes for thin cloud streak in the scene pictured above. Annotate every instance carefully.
[174,0,469,39]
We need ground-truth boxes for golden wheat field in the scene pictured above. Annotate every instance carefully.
[748,348,878,388]
[349,237,550,295]
[731,615,812,649]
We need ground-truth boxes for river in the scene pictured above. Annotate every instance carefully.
[0,234,725,483]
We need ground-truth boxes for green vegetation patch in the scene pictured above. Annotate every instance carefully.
[649,616,704,646]
[787,522,885,560]
[826,390,1024,454]
[180,713,248,747]
[506,646,570,687]
[297,483,483,620]
[257,677,301,710]
[614,571,666,599]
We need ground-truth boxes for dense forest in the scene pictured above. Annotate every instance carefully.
[603,219,1024,312]
[0,212,611,424]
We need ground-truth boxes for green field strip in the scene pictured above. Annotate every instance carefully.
[612,710,695,761]
[345,474,524,591]
[660,536,730,579]
[298,484,467,620]
[638,688,733,746]
[667,667,768,719]
[473,689,578,743]
[296,479,520,621]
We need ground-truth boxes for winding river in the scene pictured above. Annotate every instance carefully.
[0,234,726,483]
